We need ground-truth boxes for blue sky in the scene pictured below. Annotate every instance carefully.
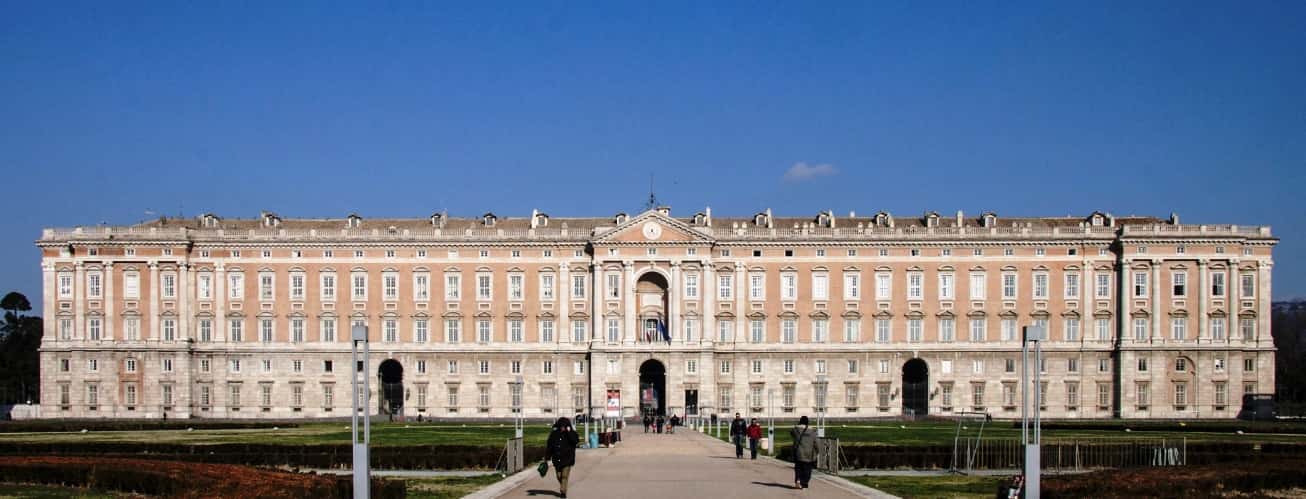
[2,1,1304,310]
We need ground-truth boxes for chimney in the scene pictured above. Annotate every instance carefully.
[765,208,773,228]
[530,209,539,229]
[956,210,964,227]
[705,206,712,227]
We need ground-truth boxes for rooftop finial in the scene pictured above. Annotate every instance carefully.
[644,173,658,212]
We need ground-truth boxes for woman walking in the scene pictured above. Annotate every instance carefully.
[790,415,819,489]
[545,417,581,498]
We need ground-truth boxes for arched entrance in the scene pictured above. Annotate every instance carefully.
[636,273,670,343]
[902,358,929,418]
[378,359,404,416]
[639,359,666,417]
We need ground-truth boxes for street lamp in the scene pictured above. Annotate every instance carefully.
[815,374,827,438]
[514,376,525,439]
[1022,324,1045,499]
[351,323,370,499]
[767,388,776,456]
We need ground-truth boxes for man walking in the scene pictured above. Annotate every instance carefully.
[729,412,748,458]
[545,417,581,498]
[790,415,819,489]
[747,418,763,459]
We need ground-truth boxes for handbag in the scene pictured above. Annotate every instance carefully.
[537,460,549,477]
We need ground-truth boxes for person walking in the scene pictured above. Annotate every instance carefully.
[669,414,679,434]
[746,418,763,459]
[790,415,819,489]
[729,413,748,458]
[643,414,652,433]
[656,415,665,434]
[544,417,581,498]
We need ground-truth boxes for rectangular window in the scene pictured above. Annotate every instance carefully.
[124,272,140,299]
[85,318,102,341]
[352,273,367,300]
[844,273,860,300]
[448,387,459,409]
[198,274,212,300]
[1066,382,1079,408]
[750,274,765,300]
[971,383,985,408]
[445,319,462,343]
[908,272,923,299]
[319,274,336,300]
[812,274,828,300]
[969,319,985,342]
[875,319,890,343]
[1211,318,1226,341]
[685,273,699,299]
[782,360,793,374]
[843,319,860,343]
[1095,318,1111,341]
[229,319,243,342]
[509,320,523,342]
[125,384,138,406]
[445,274,461,301]
[260,319,274,343]
[781,273,797,300]
[686,359,697,374]
[1215,382,1228,407]
[474,274,491,301]
[717,320,733,343]
[1211,272,1226,297]
[1136,382,1150,408]
[969,273,986,300]
[607,274,621,299]
[572,274,586,299]
[1240,318,1256,342]
[1098,383,1111,408]
[572,321,587,343]
[1172,272,1186,297]
[1241,273,1255,298]
[718,274,733,300]
[1033,273,1049,299]
[1064,318,1080,342]
[414,319,428,343]
[876,273,891,300]
[509,274,524,301]
[448,360,459,374]
[811,319,827,343]
[781,319,796,344]
[750,320,764,343]
[1001,319,1017,342]
[541,320,555,343]
[1065,273,1080,299]
[479,361,491,374]
[939,319,955,342]
[607,319,620,343]
[58,273,73,298]
[383,319,397,342]
[540,274,555,301]
[1096,274,1111,298]
[877,384,891,407]
[1002,273,1017,299]
[938,273,954,300]
[161,273,177,298]
[1171,317,1186,341]
[1133,318,1148,341]
[320,318,336,342]
[1136,272,1151,298]
[260,273,275,301]
[199,319,213,342]
[414,274,429,301]
[908,319,923,342]
[288,273,305,300]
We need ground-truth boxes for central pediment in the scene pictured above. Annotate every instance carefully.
[594,210,714,244]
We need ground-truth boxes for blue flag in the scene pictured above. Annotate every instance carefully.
[658,319,670,343]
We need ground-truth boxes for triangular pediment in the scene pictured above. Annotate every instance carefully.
[595,210,714,244]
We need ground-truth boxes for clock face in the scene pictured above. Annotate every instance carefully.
[642,222,662,240]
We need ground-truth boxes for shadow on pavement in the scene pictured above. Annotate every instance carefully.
[525,489,563,497]
[751,481,797,490]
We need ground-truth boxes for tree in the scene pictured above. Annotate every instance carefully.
[0,291,31,316]
[0,292,41,404]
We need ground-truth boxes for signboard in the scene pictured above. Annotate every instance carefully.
[606,390,621,417]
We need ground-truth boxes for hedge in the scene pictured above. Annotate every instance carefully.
[1042,459,1306,498]
[0,420,300,433]
[0,456,404,498]
[0,442,544,470]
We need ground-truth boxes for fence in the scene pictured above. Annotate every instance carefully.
[816,438,841,474]
[499,437,524,475]
[949,438,1184,471]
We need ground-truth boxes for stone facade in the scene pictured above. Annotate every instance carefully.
[36,208,1277,420]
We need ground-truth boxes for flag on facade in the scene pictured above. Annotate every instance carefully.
[657,319,670,343]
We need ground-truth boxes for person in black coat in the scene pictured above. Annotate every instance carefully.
[729,413,748,458]
[545,417,581,498]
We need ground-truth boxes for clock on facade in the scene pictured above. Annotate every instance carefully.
[642,222,662,240]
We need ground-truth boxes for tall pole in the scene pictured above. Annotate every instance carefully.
[1022,325,1043,499]
[767,389,775,456]
[351,323,370,499]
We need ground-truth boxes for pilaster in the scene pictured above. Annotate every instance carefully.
[623,261,636,345]
[1150,259,1162,341]
[669,261,681,343]
[1197,259,1208,342]
[104,263,115,341]
[703,263,716,347]
[148,261,160,341]
[74,263,85,341]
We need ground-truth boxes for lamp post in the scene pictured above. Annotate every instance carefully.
[1022,324,1045,499]
[351,323,370,499]
[767,388,776,457]
[514,376,525,439]
[815,374,827,438]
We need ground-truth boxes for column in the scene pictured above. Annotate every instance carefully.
[103,263,115,341]
[669,261,681,343]
[590,263,601,343]
[1197,260,1208,342]
[558,264,570,345]
[215,264,226,342]
[148,262,160,341]
[703,263,716,347]
[734,263,745,345]
[74,263,85,341]
[1258,263,1272,347]
[1151,260,1162,341]
[177,262,192,417]
[41,263,55,344]
[623,261,636,345]
[179,263,190,341]
[1227,258,1240,345]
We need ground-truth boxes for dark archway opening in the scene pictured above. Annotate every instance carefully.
[639,359,666,417]
[902,358,929,418]
[379,359,404,417]
[636,273,670,343]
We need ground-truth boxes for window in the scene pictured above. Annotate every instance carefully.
[87,318,102,341]
[1095,318,1110,341]
[941,360,953,374]
[1001,319,1016,342]
[781,319,796,344]
[510,360,522,374]
[812,273,828,300]
[540,274,555,301]
[1133,318,1149,341]
[1137,357,1149,372]
[750,274,765,300]
[718,320,733,343]
[875,273,891,300]
[229,319,244,342]
[320,318,336,342]
[198,319,213,343]
[509,273,524,301]
[572,274,586,299]
[447,386,460,409]
[351,273,367,300]
[448,360,459,374]
[383,319,397,342]
[572,321,587,343]
[1174,382,1188,407]
[718,275,733,300]
[124,271,140,299]
[573,361,584,375]
[750,360,764,374]
[1002,383,1016,406]
[259,272,274,301]
[1171,318,1186,340]
[197,273,212,300]
[910,248,920,257]
[607,274,621,299]
[1065,273,1080,298]
[875,319,890,343]
[1096,274,1111,298]
[1098,383,1111,408]
[478,273,493,300]
[160,272,176,299]
[1064,318,1080,342]
[938,273,954,300]
[320,273,336,300]
[1172,272,1186,297]
[907,272,923,299]
[58,272,73,298]
[879,360,890,374]
[969,319,985,342]
[1211,318,1226,341]
[1133,272,1148,298]
[1002,273,1017,299]
[435,319,456,343]
[781,273,797,300]
[607,319,621,343]
[1005,359,1016,373]
[125,358,138,373]
[445,273,460,300]
[472,319,489,343]
[972,359,984,374]
[479,360,491,374]
[122,317,139,341]
[843,319,860,342]
[1214,356,1226,372]
[939,319,955,342]
[1175,357,1187,372]
[969,273,986,300]
[908,319,923,342]
[685,273,699,298]
[877,384,891,407]
[750,320,764,343]
[1241,273,1256,298]
[1004,248,1014,257]
[1033,273,1048,299]
[1211,271,1225,297]
[288,273,305,300]
[260,319,274,343]
[1035,247,1046,256]
[1066,382,1079,408]
[543,361,553,374]
[509,320,523,342]
[323,360,334,373]
[842,272,861,300]
[1240,318,1256,342]
[686,360,697,374]
[540,320,555,343]
[1215,382,1228,407]
[721,360,733,374]
[229,359,242,373]
[782,360,793,374]
[414,273,430,301]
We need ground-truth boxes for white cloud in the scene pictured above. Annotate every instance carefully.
[783,162,838,182]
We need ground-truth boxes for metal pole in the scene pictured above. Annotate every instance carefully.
[768,389,775,456]
[1022,325,1042,499]
[352,323,370,499]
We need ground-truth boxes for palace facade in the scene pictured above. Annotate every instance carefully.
[37,208,1277,420]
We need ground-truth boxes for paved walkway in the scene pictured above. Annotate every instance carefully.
[492,427,885,498]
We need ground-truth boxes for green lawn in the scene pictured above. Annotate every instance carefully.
[846,475,1008,499]
[403,474,504,499]
[708,420,1306,449]
[0,422,551,447]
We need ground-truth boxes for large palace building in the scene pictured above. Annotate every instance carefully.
[37,208,1276,420]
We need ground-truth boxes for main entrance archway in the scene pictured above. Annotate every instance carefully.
[379,359,404,416]
[902,358,929,418]
[639,359,666,417]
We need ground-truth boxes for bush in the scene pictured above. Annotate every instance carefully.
[0,420,300,433]
[0,456,404,498]
[0,442,543,470]
[1043,459,1306,498]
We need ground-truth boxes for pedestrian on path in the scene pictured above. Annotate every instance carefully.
[669,414,679,434]
[656,415,665,434]
[644,414,652,433]
[790,415,819,489]
[746,418,763,459]
[545,417,581,499]
[729,413,748,458]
